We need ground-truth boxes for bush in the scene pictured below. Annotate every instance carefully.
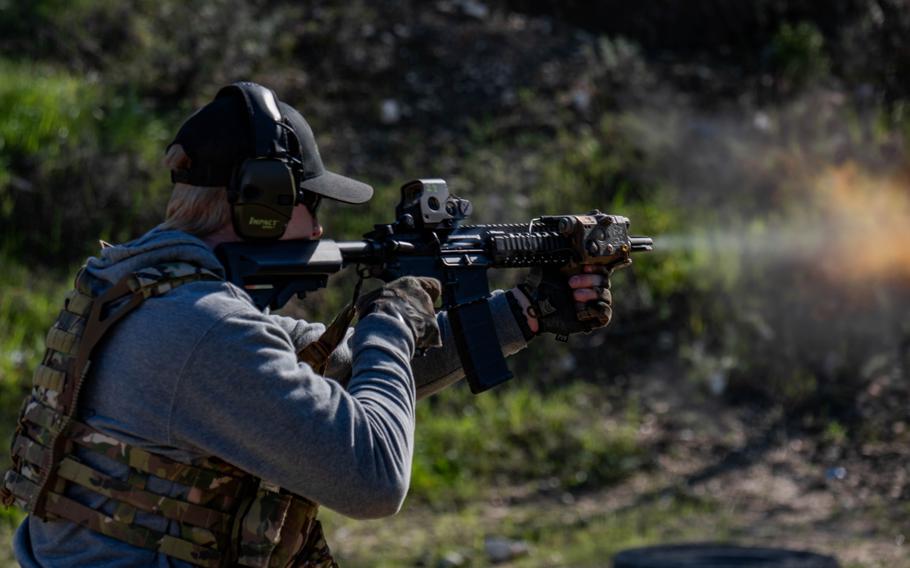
[0,60,176,261]
[410,383,645,506]
[767,22,831,92]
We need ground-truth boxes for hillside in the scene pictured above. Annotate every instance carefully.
[1,2,908,565]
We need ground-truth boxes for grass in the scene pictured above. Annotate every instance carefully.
[320,484,906,567]
[409,382,645,506]
[320,490,727,567]
[0,510,21,567]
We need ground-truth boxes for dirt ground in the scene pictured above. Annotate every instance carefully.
[326,368,909,567]
[614,369,909,567]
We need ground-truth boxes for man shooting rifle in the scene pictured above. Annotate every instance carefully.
[3,82,616,567]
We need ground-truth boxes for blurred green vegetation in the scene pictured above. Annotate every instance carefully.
[1,0,909,564]
[767,22,831,92]
[411,383,643,506]
[0,59,174,259]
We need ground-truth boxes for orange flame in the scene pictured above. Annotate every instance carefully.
[812,163,910,284]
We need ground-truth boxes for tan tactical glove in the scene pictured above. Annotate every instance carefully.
[355,276,443,351]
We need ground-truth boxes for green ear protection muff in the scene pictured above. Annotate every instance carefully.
[218,82,302,240]
[170,80,373,238]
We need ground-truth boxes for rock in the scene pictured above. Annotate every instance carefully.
[456,0,489,19]
[826,466,847,481]
[437,550,467,568]
[485,536,531,563]
[380,99,401,124]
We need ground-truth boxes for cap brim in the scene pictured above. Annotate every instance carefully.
[300,171,373,204]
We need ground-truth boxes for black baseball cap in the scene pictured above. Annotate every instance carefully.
[167,84,373,205]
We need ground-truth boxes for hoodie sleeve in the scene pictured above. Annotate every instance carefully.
[267,314,353,382]
[281,290,529,399]
[167,305,417,519]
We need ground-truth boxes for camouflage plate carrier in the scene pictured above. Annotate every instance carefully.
[1,261,343,567]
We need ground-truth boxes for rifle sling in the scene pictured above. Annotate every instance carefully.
[297,303,356,377]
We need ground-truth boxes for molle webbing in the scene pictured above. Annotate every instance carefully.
[1,261,337,566]
[1,263,245,566]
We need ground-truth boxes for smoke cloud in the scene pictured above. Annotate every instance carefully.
[621,86,910,396]
[655,163,910,288]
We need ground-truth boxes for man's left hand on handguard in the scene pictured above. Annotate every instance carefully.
[512,265,613,337]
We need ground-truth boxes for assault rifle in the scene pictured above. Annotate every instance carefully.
[216,179,653,393]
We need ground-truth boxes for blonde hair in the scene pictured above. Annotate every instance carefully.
[159,144,233,237]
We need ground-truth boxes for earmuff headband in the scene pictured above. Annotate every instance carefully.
[216,83,289,160]
[219,82,302,240]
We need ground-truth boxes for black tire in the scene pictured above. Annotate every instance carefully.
[613,543,839,568]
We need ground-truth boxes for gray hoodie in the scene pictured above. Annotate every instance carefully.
[13,227,527,567]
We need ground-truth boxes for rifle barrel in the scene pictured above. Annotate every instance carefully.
[630,237,654,251]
